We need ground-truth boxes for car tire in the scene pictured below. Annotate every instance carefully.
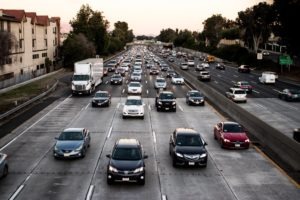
[2,165,8,177]
[141,116,144,120]
[107,177,113,185]
[157,107,160,112]
[92,103,96,107]
[138,178,145,186]
[172,157,177,167]
[173,108,176,112]
[122,115,126,119]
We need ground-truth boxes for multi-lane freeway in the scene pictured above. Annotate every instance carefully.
[0,46,299,200]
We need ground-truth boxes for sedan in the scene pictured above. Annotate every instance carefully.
[166,70,177,78]
[214,122,250,149]
[169,128,208,167]
[0,153,8,178]
[130,72,142,82]
[238,65,251,73]
[149,67,159,75]
[186,90,205,106]
[92,90,111,107]
[215,63,225,70]
[127,82,142,95]
[53,128,91,158]
[171,74,184,84]
[234,81,253,93]
[110,73,123,85]
[278,89,300,101]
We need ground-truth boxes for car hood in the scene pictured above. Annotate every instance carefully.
[93,97,109,101]
[175,146,206,154]
[110,159,143,170]
[190,97,204,100]
[55,140,83,150]
[224,132,248,140]
[123,105,143,112]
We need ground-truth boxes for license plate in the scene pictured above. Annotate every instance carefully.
[64,154,70,157]
[115,81,118,83]
[235,144,240,147]
[122,178,129,181]
[195,102,199,104]
[188,162,195,166]
[165,108,169,110]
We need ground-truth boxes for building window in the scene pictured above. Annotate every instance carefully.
[33,54,39,59]
[0,21,4,31]
[45,28,47,34]
[32,39,36,48]
[40,64,45,69]
[45,39,47,47]
[5,57,12,64]
[37,65,40,70]
[32,28,34,34]
[7,22,11,32]
[20,57,22,63]
[20,69,24,75]
[19,40,23,49]
[42,53,47,57]
[53,27,56,33]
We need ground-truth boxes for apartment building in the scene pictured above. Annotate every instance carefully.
[0,9,60,88]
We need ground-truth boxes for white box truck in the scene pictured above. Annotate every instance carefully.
[72,58,103,95]
[258,71,276,84]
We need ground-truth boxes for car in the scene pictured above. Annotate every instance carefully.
[201,62,209,69]
[187,60,195,67]
[168,57,175,62]
[262,50,270,56]
[155,91,176,112]
[258,72,276,84]
[215,63,225,70]
[103,67,108,76]
[110,73,123,85]
[132,65,142,74]
[225,88,247,103]
[186,90,205,106]
[213,121,250,149]
[169,128,208,167]
[0,153,8,178]
[160,63,169,71]
[130,72,142,82]
[233,81,253,93]
[92,90,111,107]
[123,96,145,119]
[115,67,126,76]
[278,89,300,101]
[238,65,251,73]
[127,81,142,95]
[53,128,91,158]
[166,70,177,78]
[154,77,167,89]
[149,67,159,75]
[106,138,148,185]
[195,64,205,71]
[107,60,117,72]
[197,71,211,81]
[180,62,188,70]
[171,74,184,84]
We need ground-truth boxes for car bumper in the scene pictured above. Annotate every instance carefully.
[53,150,83,158]
[123,112,144,118]
[92,101,109,107]
[174,155,207,166]
[222,141,250,149]
[107,171,145,182]
[188,100,205,106]
[157,104,176,111]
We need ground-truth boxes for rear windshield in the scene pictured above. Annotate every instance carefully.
[160,93,174,99]
[176,134,203,146]
[95,92,108,98]
[190,92,202,97]
[58,131,83,140]
[235,90,246,94]
[125,99,142,105]
[112,147,142,160]
[223,124,243,133]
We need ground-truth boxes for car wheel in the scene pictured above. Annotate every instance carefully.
[138,178,145,186]
[173,108,176,112]
[172,157,177,167]
[141,116,144,120]
[81,148,86,158]
[107,177,113,185]
[2,165,8,177]
[92,103,96,107]
[122,115,126,119]
[157,107,160,112]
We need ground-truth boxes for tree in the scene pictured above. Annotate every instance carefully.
[237,2,274,53]
[62,33,96,68]
[156,28,177,43]
[0,31,17,66]
[70,4,109,55]
[202,14,227,47]
[174,29,197,49]
[112,21,134,46]
[272,0,300,56]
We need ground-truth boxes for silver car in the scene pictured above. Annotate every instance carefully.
[154,77,167,89]
[0,153,8,178]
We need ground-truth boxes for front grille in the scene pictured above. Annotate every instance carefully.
[184,154,200,160]
[75,85,85,91]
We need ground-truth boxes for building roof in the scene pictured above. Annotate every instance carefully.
[36,15,49,26]
[0,9,26,22]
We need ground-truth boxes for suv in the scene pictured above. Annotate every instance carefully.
[123,96,145,119]
[155,91,176,112]
[226,88,247,103]
[169,128,208,167]
[197,71,211,81]
[186,90,205,106]
[238,65,251,73]
[106,139,148,185]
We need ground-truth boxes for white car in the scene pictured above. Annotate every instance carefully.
[154,77,167,89]
[127,81,142,94]
[123,96,145,119]
[180,63,188,70]
[187,60,195,67]
[130,72,142,82]
[201,62,209,69]
[132,65,142,74]
[226,88,247,103]
[171,75,184,84]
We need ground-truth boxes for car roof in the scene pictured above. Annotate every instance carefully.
[230,87,244,91]
[127,96,142,100]
[175,128,199,135]
[116,138,140,148]
[63,128,85,132]
[222,121,240,126]
[95,90,108,94]
[188,90,200,93]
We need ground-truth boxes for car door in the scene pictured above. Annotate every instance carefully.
[214,123,222,141]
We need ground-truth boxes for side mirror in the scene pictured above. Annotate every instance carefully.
[204,141,208,146]
[55,137,58,140]
[106,154,111,158]
[143,155,148,159]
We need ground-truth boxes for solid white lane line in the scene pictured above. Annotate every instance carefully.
[162,195,167,200]
[107,126,113,138]
[147,90,149,94]
[85,103,90,110]
[273,89,281,93]
[148,104,151,110]
[9,185,24,200]
[122,89,125,93]
[86,185,95,200]
[152,131,157,143]
[146,80,147,84]
[0,95,72,151]
[105,81,108,84]
[178,105,183,112]
[252,90,260,94]
[233,75,238,78]
[214,81,218,84]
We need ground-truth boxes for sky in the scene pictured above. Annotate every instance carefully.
[0,0,272,36]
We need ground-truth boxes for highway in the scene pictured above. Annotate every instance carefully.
[0,48,299,200]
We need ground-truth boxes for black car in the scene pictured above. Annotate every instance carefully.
[92,90,111,107]
[169,128,208,167]
[215,63,225,70]
[186,90,205,106]
[238,65,251,73]
[166,70,177,78]
[155,91,176,112]
[106,139,148,185]
[110,73,123,85]
[278,89,300,101]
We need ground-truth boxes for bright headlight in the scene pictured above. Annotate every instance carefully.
[175,152,183,158]
[133,167,144,173]
[172,102,176,105]
[158,101,162,105]
[109,166,118,173]
[200,153,207,158]
[75,145,83,151]
[224,139,230,143]
[245,139,250,143]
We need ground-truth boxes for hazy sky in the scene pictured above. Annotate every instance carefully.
[0,0,272,36]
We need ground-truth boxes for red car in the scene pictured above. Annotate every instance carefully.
[214,121,250,149]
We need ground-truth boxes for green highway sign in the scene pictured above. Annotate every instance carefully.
[279,55,293,65]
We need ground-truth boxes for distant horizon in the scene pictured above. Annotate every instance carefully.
[0,0,273,36]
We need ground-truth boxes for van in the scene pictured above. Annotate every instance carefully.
[258,72,276,84]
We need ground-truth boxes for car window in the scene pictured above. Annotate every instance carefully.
[129,83,141,87]
[160,93,174,99]
[235,90,246,94]
[190,92,201,97]
[223,124,243,133]
[176,134,203,146]
[95,92,108,97]
[59,131,83,140]
[125,99,142,105]
[112,147,142,160]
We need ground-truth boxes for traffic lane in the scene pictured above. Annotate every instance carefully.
[0,96,91,199]
[91,99,160,200]
[240,98,300,137]
[152,99,237,200]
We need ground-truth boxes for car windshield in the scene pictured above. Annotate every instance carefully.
[126,99,142,105]
[132,73,140,76]
[235,90,246,94]
[160,93,174,99]
[289,89,300,94]
[190,92,202,97]
[129,83,141,87]
[95,92,108,98]
[223,124,243,133]
[73,75,89,81]
[112,147,142,160]
[112,74,121,78]
[176,134,203,146]
[58,131,83,140]
[156,79,165,83]
[240,82,250,86]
